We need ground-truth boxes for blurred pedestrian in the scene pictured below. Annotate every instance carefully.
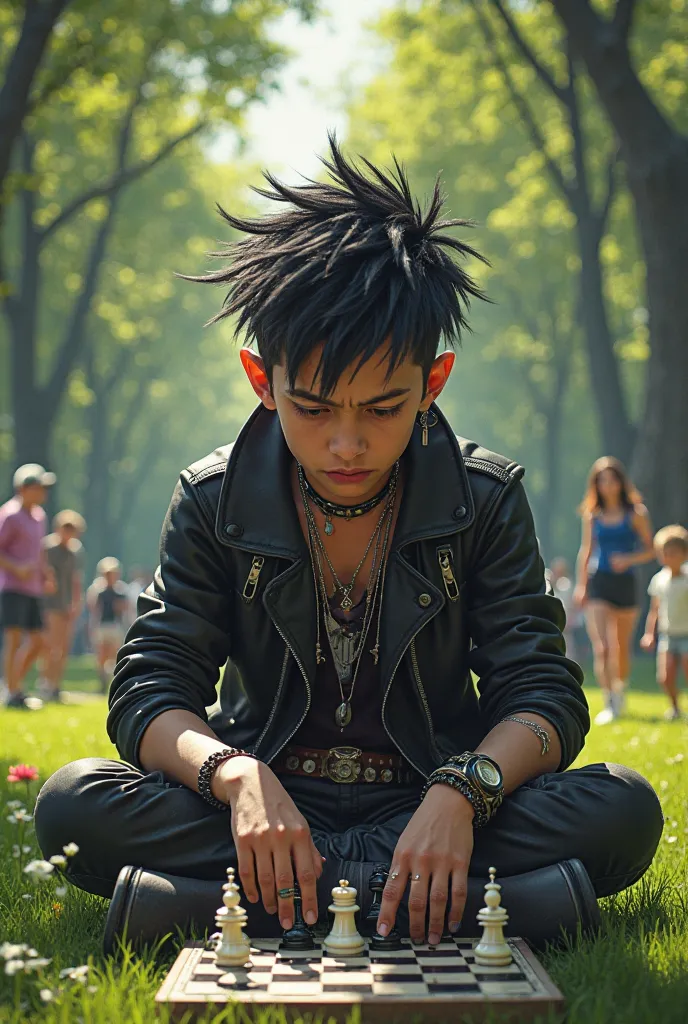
[86,557,129,694]
[641,525,688,721]
[0,464,57,710]
[574,457,654,724]
[124,564,147,627]
[549,557,583,663]
[40,510,86,702]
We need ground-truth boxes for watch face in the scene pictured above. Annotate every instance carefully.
[475,758,502,791]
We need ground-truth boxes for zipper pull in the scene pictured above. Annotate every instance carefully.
[437,548,460,601]
[242,556,265,602]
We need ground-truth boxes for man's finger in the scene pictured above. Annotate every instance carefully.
[293,841,319,927]
[449,865,468,932]
[273,848,295,931]
[236,844,259,904]
[254,846,277,915]
[427,869,449,946]
[376,862,408,937]
[407,869,429,943]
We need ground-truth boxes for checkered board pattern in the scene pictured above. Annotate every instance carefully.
[156,936,565,1022]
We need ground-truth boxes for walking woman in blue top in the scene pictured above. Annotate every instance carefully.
[575,457,654,725]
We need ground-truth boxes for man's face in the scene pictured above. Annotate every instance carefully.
[260,346,450,504]
[19,483,47,507]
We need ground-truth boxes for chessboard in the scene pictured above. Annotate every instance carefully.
[155,935,565,1022]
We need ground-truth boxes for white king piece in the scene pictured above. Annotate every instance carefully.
[214,866,251,967]
[474,866,512,967]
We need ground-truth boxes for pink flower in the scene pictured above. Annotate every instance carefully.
[7,765,39,784]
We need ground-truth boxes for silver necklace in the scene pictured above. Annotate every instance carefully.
[299,473,395,729]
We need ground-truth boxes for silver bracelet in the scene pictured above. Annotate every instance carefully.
[501,716,550,756]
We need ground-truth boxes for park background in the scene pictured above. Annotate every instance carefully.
[1,2,687,1023]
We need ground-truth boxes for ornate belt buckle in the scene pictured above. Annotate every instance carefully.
[325,746,362,784]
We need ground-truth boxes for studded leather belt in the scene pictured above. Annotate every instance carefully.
[273,745,421,785]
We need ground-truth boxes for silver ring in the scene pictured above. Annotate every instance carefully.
[411,873,422,882]
[278,887,296,899]
[390,871,400,880]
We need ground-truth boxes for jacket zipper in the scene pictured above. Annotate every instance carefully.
[380,625,436,778]
[410,639,437,751]
[252,596,313,760]
[242,556,265,602]
[252,644,290,754]
[437,548,459,602]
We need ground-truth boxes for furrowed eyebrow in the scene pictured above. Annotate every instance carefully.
[287,387,411,408]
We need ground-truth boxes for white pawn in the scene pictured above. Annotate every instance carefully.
[474,866,512,967]
[213,866,251,967]
[324,879,365,956]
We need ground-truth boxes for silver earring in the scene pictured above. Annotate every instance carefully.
[419,409,437,446]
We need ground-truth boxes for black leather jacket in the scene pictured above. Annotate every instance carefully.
[107,404,589,777]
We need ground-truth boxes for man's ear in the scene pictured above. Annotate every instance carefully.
[240,348,277,410]
[420,351,455,409]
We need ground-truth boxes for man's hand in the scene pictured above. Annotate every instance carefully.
[377,784,475,946]
[217,757,323,931]
[640,632,656,651]
[13,561,37,581]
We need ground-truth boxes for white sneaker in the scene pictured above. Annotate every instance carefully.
[664,707,682,721]
[594,706,616,725]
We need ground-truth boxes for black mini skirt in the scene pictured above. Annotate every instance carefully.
[587,570,637,609]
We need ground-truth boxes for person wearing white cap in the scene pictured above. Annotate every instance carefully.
[0,463,57,709]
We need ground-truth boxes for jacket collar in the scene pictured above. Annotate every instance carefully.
[215,402,475,558]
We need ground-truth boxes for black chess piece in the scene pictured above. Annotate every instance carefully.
[368,863,403,951]
[279,881,315,951]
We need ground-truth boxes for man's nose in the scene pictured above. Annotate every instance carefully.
[329,426,366,462]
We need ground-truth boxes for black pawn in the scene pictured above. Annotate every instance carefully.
[368,863,402,951]
[280,881,315,951]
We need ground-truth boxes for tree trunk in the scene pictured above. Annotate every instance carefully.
[575,215,634,465]
[548,0,688,525]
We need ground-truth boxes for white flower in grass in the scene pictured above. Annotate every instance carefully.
[59,964,90,983]
[0,943,28,959]
[49,854,67,868]
[666,835,678,843]
[62,842,79,857]
[5,800,23,810]
[22,845,32,853]
[4,960,25,976]
[39,989,54,1003]
[7,808,33,824]
[87,985,98,994]
[21,894,33,901]
[23,859,55,881]
[55,885,67,897]
[12,844,20,858]
[25,957,52,972]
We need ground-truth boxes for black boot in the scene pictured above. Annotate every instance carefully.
[332,857,600,951]
[103,865,282,956]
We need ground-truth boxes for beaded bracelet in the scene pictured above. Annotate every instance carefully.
[421,768,491,828]
[197,747,257,811]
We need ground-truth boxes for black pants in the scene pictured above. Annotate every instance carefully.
[35,757,663,920]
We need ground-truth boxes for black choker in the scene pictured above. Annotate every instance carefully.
[298,463,399,536]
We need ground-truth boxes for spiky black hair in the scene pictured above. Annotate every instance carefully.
[186,134,489,395]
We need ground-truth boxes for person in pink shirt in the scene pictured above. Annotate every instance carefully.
[0,463,57,709]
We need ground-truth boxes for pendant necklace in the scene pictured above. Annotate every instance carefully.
[299,470,395,730]
[298,462,399,535]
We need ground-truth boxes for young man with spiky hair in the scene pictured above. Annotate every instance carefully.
[36,139,662,952]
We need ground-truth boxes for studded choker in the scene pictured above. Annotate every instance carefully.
[298,463,399,535]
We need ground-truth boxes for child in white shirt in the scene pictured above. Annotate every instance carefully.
[641,525,688,720]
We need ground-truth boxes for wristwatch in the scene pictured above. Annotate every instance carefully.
[443,752,505,820]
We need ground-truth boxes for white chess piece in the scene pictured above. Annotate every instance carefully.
[473,866,512,967]
[323,879,365,956]
[213,866,251,967]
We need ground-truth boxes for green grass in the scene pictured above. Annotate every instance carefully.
[1,656,687,1023]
